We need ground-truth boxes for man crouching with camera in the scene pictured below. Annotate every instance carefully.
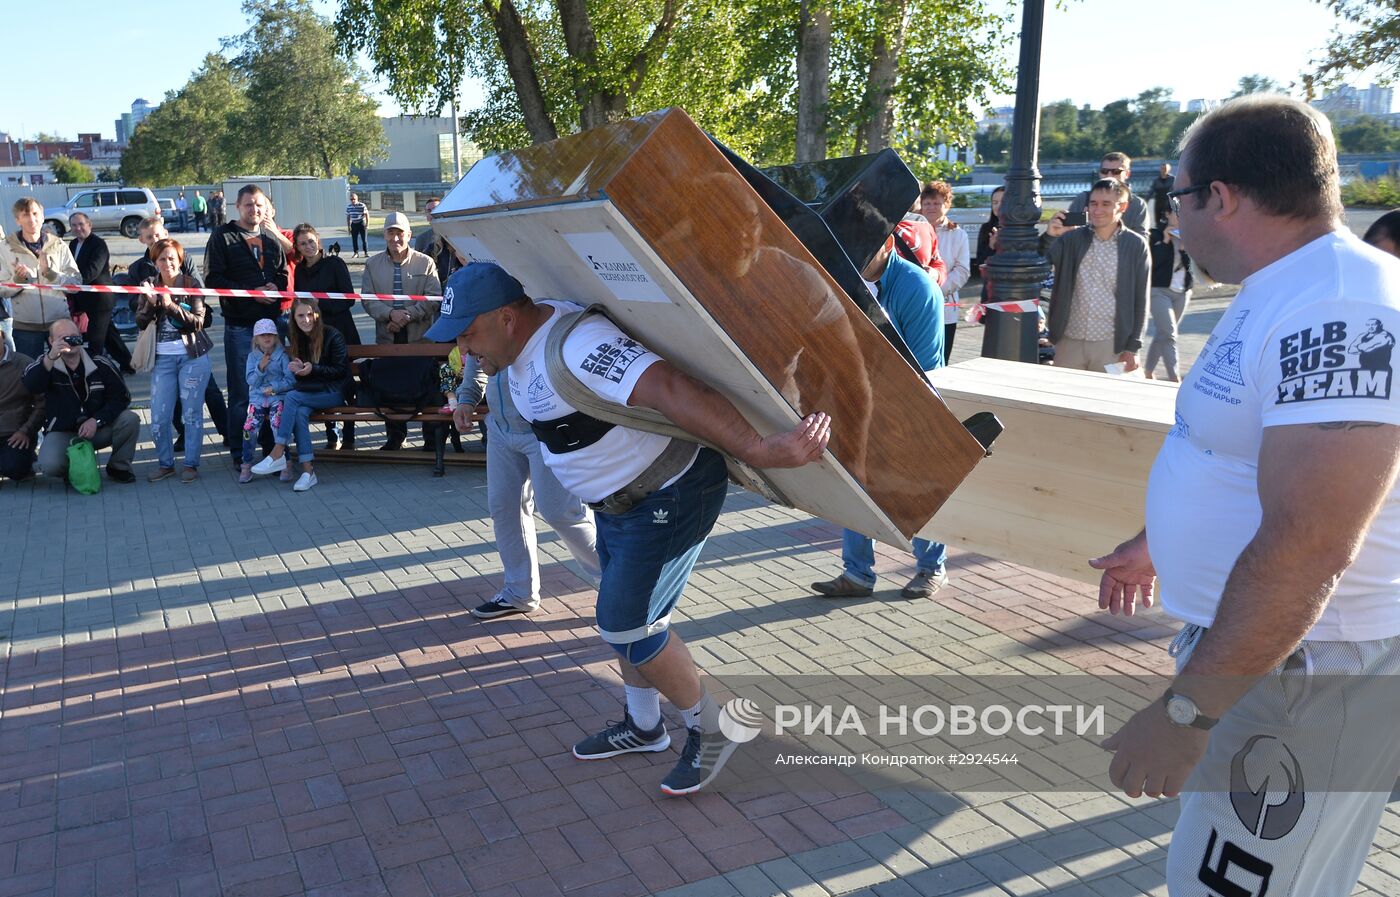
[22,318,139,484]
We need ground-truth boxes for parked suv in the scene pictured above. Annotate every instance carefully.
[42,187,160,238]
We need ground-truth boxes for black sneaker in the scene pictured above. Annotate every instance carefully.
[106,465,135,484]
[470,594,539,620]
[573,713,670,760]
[659,727,739,796]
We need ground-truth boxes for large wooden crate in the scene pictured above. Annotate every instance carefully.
[432,108,988,547]
[922,358,1177,584]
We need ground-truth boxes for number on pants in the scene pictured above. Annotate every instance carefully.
[1198,828,1274,897]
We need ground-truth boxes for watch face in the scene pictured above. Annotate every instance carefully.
[1166,696,1196,725]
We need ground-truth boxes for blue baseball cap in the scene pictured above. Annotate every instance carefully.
[425,262,527,342]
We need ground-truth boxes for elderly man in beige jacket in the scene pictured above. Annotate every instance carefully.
[1,198,81,360]
[361,211,442,449]
[362,211,441,344]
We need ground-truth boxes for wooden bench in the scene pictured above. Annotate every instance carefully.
[309,343,486,476]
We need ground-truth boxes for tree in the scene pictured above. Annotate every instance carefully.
[1307,0,1399,94]
[32,132,67,143]
[1337,115,1400,152]
[1076,104,1102,135]
[1128,88,1177,156]
[120,55,254,185]
[977,123,1011,165]
[1042,100,1079,136]
[1100,99,1137,154]
[1004,93,1218,164]
[855,0,912,153]
[335,0,1011,172]
[95,166,121,183]
[825,0,1011,163]
[335,0,687,146]
[1166,110,1198,156]
[230,0,386,178]
[1231,74,1281,97]
[795,0,832,162]
[49,155,93,184]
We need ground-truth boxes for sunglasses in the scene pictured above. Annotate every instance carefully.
[1100,167,1126,177]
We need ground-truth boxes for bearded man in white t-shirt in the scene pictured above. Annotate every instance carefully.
[1090,95,1400,896]
[429,262,831,796]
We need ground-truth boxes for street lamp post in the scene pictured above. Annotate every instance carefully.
[450,95,463,182]
[981,0,1051,363]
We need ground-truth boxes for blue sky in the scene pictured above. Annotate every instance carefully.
[1008,0,1369,111]
[0,0,1380,142]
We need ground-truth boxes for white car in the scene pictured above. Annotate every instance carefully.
[42,187,160,238]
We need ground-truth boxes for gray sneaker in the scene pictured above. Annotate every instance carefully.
[659,727,739,796]
[901,568,949,599]
[573,713,670,760]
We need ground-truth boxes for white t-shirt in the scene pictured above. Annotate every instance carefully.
[1146,231,1400,641]
[508,300,694,503]
[934,222,971,300]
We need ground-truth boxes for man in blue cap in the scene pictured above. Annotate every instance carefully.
[427,262,832,796]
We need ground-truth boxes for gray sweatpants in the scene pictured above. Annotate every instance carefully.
[487,416,601,607]
[37,410,140,478]
[1146,287,1191,380]
[1166,623,1400,896]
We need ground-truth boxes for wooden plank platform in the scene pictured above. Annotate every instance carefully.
[922,357,1177,585]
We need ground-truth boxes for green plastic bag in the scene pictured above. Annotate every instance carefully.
[66,438,101,495]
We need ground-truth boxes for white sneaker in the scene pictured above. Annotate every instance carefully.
[293,471,318,492]
[250,454,286,475]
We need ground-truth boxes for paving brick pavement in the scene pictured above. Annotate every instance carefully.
[2,394,1398,895]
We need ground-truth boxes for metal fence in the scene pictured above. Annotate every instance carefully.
[220,177,350,229]
[0,183,72,212]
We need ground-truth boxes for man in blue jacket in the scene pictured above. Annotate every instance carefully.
[811,233,950,600]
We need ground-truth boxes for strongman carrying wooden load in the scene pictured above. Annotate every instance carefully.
[426,108,995,794]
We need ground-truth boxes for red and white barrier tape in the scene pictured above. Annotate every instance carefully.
[0,282,438,302]
[981,299,1041,313]
[964,299,1042,324]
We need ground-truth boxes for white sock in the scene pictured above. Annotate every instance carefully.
[625,685,662,731]
[682,692,721,734]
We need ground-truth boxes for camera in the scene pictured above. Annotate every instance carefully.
[61,335,84,347]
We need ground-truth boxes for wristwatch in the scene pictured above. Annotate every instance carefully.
[1163,688,1218,730]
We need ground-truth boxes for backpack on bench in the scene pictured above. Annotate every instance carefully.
[359,356,441,417]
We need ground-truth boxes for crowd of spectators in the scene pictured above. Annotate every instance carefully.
[0,167,1395,495]
[0,186,449,492]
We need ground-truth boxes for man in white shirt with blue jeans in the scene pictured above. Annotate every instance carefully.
[432,262,831,796]
[1091,95,1400,896]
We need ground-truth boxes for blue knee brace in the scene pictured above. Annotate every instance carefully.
[607,629,670,666]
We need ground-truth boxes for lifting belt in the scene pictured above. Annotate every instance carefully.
[528,409,615,454]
